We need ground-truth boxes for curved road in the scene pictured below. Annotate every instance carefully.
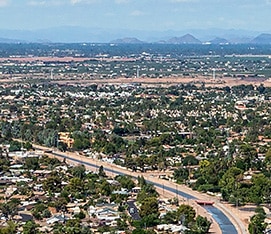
[46,150,246,234]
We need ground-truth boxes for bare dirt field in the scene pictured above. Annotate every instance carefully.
[50,76,271,88]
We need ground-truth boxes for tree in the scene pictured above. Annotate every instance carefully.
[139,197,159,218]
[177,204,196,227]
[192,215,211,234]
[219,167,243,201]
[0,199,20,219]
[115,175,135,190]
[248,207,267,234]
[174,167,189,183]
[42,173,62,193]
[24,157,39,170]
[238,144,258,171]
[99,180,112,196]
[182,155,199,166]
[0,221,17,234]
[32,203,47,220]
[68,177,84,193]
[137,183,158,203]
[53,218,92,234]
[70,165,86,180]
[74,211,86,219]
[98,165,106,177]
[249,173,269,205]
[23,141,33,150]
[161,210,179,224]
[22,220,39,234]
[52,197,68,212]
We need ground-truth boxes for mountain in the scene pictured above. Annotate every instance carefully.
[110,37,145,44]
[167,34,201,44]
[251,33,271,44]
[0,37,26,43]
[207,37,229,44]
[0,26,270,43]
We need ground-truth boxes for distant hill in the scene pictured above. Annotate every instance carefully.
[0,37,26,43]
[251,33,271,44]
[167,34,201,44]
[0,26,270,44]
[207,37,229,44]
[110,37,145,44]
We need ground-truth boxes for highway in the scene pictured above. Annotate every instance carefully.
[46,150,246,234]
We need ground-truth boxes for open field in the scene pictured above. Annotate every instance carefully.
[50,76,271,88]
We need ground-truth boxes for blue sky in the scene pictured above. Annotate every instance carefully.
[0,0,270,32]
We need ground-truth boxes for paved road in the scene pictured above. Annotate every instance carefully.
[46,150,243,234]
[127,200,141,220]
[27,141,246,234]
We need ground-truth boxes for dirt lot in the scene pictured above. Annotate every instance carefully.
[49,76,271,88]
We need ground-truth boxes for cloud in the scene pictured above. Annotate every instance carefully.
[70,0,98,4]
[70,0,80,4]
[170,0,198,2]
[115,0,129,4]
[130,10,145,16]
[28,1,46,6]
[27,0,65,6]
[0,0,9,7]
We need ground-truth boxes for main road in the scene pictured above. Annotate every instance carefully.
[34,145,247,234]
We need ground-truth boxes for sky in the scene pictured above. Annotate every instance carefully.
[0,0,271,32]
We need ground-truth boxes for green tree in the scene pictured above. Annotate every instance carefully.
[98,165,106,177]
[115,175,135,190]
[174,167,189,183]
[22,220,39,234]
[248,207,267,234]
[42,174,62,193]
[0,199,20,219]
[0,221,17,234]
[219,167,243,201]
[177,204,196,227]
[24,157,39,170]
[192,215,212,234]
[139,197,159,218]
[70,165,86,179]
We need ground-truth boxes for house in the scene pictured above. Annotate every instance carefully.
[157,224,189,233]
[46,214,69,225]
[58,132,74,148]
[96,208,120,221]
[131,187,141,193]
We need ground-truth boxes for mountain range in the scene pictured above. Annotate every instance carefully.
[0,26,271,44]
[110,33,271,45]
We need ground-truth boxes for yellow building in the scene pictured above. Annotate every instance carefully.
[58,132,74,148]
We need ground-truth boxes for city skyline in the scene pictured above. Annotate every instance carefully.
[0,0,271,32]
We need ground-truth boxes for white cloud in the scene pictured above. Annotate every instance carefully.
[70,0,80,4]
[115,0,129,4]
[70,0,98,4]
[0,0,9,7]
[27,0,65,6]
[28,1,46,6]
[170,0,198,2]
[130,10,145,16]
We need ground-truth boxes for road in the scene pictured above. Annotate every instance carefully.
[32,144,247,234]
[52,150,244,233]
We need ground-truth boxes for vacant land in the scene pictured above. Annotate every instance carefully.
[50,76,271,87]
